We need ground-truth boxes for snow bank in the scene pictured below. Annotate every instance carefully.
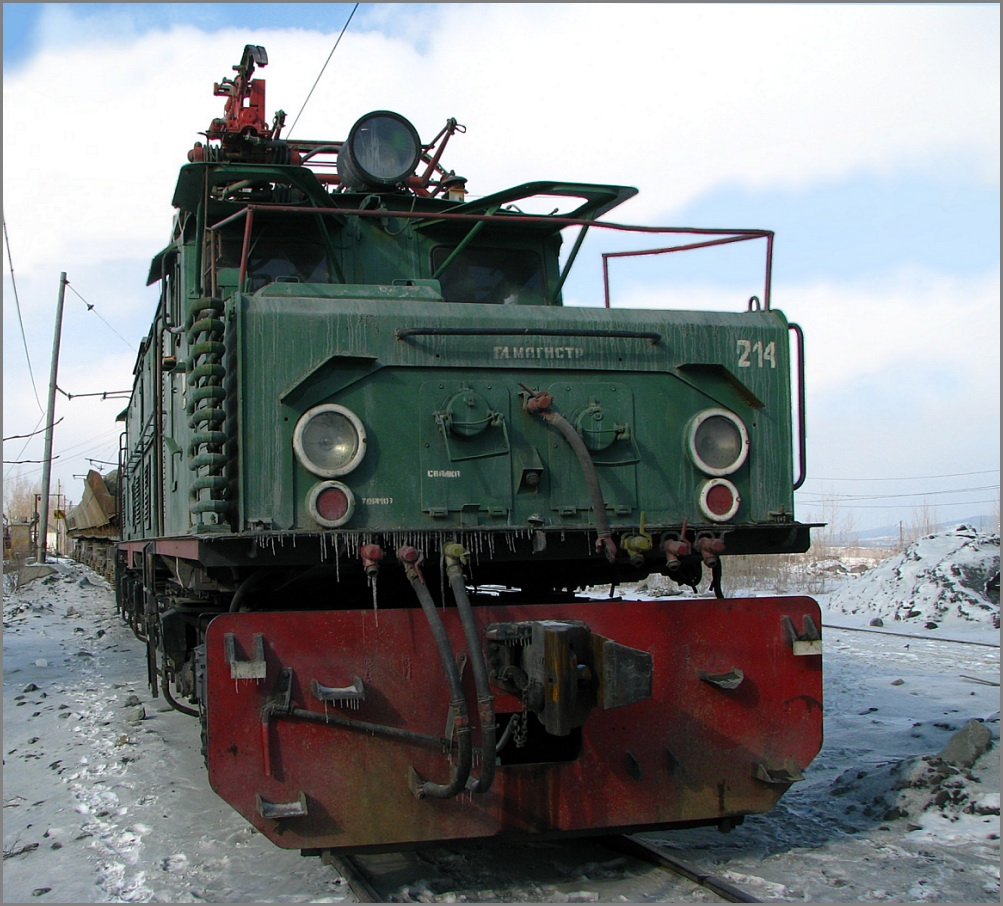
[829,717,1001,839]
[825,526,1000,627]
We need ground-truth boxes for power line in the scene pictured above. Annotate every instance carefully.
[798,484,999,502]
[2,213,45,412]
[802,498,1000,511]
[3,418,63,442]
[803,469,998,482]
[287,2,359,138]
[66,281,137,352]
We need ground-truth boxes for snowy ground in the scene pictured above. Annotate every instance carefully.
[3,527,999,903]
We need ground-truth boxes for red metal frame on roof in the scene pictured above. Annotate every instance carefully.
[206,203,775,308]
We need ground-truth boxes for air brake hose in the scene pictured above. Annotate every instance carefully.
[443,543,496,794]
[398,546,473,800]
[523,389,617,562]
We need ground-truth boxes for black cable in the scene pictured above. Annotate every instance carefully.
[66,282,136,352]
[287,2,360,138]
[2,214,44,411]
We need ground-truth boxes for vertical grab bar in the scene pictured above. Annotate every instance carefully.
[789,322,807,490]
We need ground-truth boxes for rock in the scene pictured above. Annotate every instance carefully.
[891,678,905,686]
[924,621,939,630]
[938,719,993,768]
[123,694,142,707]
[22,683,39,692]
[869,617,884,627]
[125,706,147,723]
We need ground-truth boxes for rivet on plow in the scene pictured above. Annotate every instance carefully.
[256,791,308,819]
[225,632,267,680]
[753,762,804,785]
[700,667,745,690]
[311,676,365,706]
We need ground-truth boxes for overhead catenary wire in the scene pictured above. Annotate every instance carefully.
[56,386,131,401]
[66,281,137,352]
[3,419,64,442]
[799,498,1000,511]
[798,484,1000,502]
[798,471,994,485]
[287,2,359,138]
[2,213,45,412]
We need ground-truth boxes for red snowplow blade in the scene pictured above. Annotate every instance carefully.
[204,596,822,852]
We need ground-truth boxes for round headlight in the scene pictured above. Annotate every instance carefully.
[698,478,741,523]
[293,404,366,477]
[337,110,421,189]
[308,481,356,528]
[687,408,749,476]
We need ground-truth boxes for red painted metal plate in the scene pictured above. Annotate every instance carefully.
[204,596,822,851]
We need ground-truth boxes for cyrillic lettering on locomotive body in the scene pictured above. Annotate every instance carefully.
[493,346,586,360]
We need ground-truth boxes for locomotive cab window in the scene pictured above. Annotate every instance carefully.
[216,219,333,290]
[433,246,545,305]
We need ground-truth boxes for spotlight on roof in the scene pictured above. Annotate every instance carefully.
[337,110,422,190]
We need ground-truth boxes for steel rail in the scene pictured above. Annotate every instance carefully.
[822,622,1000,649]
[322,853,382,902]
[605,835,762,903]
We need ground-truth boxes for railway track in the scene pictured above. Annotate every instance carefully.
[822,621,1000,648]
[323,834,762,902]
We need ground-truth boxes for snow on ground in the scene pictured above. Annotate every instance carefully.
[3,528,999,903]
[3,561,349,904]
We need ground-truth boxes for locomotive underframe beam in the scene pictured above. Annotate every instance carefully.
[116,522,814,571]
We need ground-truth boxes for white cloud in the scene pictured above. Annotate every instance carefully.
[788,270,1000,397]
[3,4,998,282]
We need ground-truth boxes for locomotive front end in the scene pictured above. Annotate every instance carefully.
[117,46,822,855]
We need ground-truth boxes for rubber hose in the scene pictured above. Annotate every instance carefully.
[446,561,496,793]
[401,559,473,799]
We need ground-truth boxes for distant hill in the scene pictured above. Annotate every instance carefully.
[852,514,999,548]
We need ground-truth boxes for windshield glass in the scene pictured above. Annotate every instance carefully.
[217,221,332,290]
[433,246,545,304]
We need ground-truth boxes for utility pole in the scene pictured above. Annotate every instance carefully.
[37,272,68,563]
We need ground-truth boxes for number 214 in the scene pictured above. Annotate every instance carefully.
[737,339,776,368]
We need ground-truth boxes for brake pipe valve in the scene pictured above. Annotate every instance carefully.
[694,534,726,567]
[397,545,426,583]
[660,534,692,569]
[360,544,384,578]
[621,513,653,568]
[443,542,469,568]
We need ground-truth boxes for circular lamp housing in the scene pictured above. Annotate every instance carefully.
[337,111,421,189]
[293,404,367,477]
[699,478,741,523]
[308,481,356,528]
[687,408,749,476]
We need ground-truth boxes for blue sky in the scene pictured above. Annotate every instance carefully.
[3,3,999,535]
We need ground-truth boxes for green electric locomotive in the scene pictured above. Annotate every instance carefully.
[116,45,822,854]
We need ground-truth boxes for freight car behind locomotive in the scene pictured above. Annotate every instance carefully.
[114,45,823,854]
[64,469,118,580]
